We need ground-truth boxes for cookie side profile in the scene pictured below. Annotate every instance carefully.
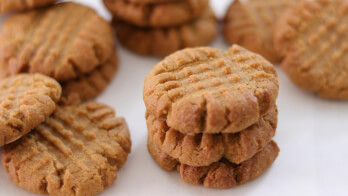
[0,0,57,13]
[143,45,279,134]
[2,101,131,196]
[0,2,114,82]
[147,106,277,166]
[0,74,61,146]
[223,0,298,63]
[274,0,348,99]
[114,8,217,57]
[60,53,118,105]
[103,0,209,27]
[147,137,279,189]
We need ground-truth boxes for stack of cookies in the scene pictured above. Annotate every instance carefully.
[0,2,117,105]
[144,45,280,188]
[0,74,131,195]
[103,0,217,57]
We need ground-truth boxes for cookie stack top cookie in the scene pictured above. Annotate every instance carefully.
[144,45,279,134]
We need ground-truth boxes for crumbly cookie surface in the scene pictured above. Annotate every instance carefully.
[148,136,279,189]
[2,101,131,196]
[224,0,298,63]
[147,106,277,166]
[0,73,61,146]
[128,0,178,3]
[274,0,348,99]
[0,2,114,82]
[60,53,118,105]
[144,45,279,134]
[114,8,216,57]
[0,0,57,13]
[103,0,209,27]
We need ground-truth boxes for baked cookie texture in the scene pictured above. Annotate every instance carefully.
[0,2,114,82]
[147,106,277,166]
[274,0,348,99]
[103,0,209,27]
[0,74,61,146]
[143,45,279,134]
[113,8,217,57]
[223,0,299,63]
[2,101,131,196]
[60,53,118,105]
[148,136,279,189]
[0,0,57,13]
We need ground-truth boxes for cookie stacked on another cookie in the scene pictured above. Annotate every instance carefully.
[144,45,280,188]
[104,0,217,57]
[0,2,118,104]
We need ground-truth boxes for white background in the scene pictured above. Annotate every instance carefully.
[1,0,348,195]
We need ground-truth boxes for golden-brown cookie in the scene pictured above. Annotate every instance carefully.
[274,0,348,99]
[0,0,57,13]
[147,106,277,166]
[2,101,131,196]
[223,0,299,63]
[148,136,279,189]
[103,0,209,27]
[0,2,114,82]
[143,45,279,134]
[0,74,61,147]
[113,8,217,57]
[60,52,118,105]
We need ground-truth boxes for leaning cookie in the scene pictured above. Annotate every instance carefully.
[143,45,279,134]
[0,74,61,146]
[0,2,114,82]
[0,0,58,13]
[113,8,217,57]
[147,106,277,166]
[274,0,348,99]
[223,0,298,63]
[2,101,131,196]
[60,53,118,105]
[148,136,279,189]
[104,0,209,27]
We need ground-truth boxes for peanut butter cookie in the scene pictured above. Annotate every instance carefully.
[147,106,277,166]
[0,2,114,82]
[103,0,209,27]
[148,136,279,189]
[60,53,118,105]
[2,101,131,196]
[274,0,348,99]
[224,0,299,63]
[0,74,61,146]
[143,45,279,134]
[114,8,216,57]
[0,0,57,13]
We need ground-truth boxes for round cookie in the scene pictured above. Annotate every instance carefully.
[0,2,114,82]
[60,52,118,105]
[114,8,217,57]
[148,136,279,189]
[2,101,131,196]
[223,0,299,63]
[274,0,348,99]
[143,45,279,134]
[0,74,61,146]
[147,106,277,166]
[0,0,57,13]
[103,0,209,27]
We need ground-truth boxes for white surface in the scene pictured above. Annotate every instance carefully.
[0,0,348,196]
